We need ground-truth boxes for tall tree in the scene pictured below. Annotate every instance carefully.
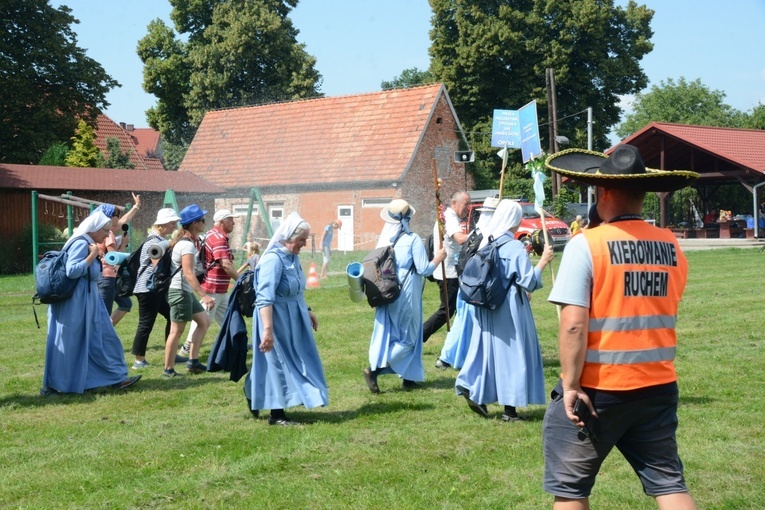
[0,0,119,164]
[616,77,740,138]
[428,0,654,189]
[381,68,435,90]
[138,0,322,167]
[103,137,135,169]
[65,120,104,168]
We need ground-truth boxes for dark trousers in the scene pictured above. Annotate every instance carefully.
[423,277,459,343]
[131,292,171,357]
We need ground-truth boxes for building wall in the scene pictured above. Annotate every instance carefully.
[214,93,472,254]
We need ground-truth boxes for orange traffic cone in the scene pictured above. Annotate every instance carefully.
[306,262,320,289]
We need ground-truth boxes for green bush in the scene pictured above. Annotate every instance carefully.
[0,224,66,275]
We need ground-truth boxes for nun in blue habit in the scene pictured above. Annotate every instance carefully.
[436,196,498,370]
[41,210,140,395]
[455,199,554,421]
[362,199,446,393]
[245,212,328,426]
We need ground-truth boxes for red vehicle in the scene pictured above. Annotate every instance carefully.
[464,192,571,249]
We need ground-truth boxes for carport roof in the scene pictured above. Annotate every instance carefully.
[0,164,224,193]
[617,122,765,185]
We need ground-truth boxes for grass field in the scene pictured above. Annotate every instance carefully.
[1,248,763,509]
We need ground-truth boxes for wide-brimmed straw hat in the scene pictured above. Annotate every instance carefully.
[545,144,699,192]
[476,196,500,212]
[380,199,416,223]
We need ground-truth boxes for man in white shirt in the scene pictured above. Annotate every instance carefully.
[423,191,471,343]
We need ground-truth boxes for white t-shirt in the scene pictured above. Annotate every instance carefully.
[547,233,593,308]
[170,238,200,293]
[432,207,463,280]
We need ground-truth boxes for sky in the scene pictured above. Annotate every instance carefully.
[53,0,765,139]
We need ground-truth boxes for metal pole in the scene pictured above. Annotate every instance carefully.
[32,191,39,273]
[753,181,765,238]
[587,107,594,213]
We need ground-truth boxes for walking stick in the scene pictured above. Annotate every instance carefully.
[432,159,450,331]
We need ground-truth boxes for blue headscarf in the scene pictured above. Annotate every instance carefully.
[95,203,116,218]
[388,208,413,241]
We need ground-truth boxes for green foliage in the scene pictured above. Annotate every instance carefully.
[0,223,66,274]
[65,120,105,168]
[741,103,765,130]
[2,248,765,508]
[381,67,435,90]
[552,185,578,220]
[103,137,135,169]
[616,77,740,138]
[38,142,69,166]
[138,0,322,147]
[428,0,654,189]
[159,139,189,171]
[0,0,119,164]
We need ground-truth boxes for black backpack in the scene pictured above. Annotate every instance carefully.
[145,248,178,293]
[458,235,512,309]
[455,228,483,277]
[115,239,151,298]
[237,269,256,318]
[361,233,405,308]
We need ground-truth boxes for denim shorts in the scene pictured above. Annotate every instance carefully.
[542,390,688,499]
[167,289,205,323]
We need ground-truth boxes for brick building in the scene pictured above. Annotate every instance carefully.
[179,84,473,251]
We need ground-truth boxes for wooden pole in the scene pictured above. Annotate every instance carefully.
[432,158,450,331]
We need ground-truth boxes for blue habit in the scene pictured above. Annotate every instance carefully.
[368,233,436,381]
[245,246,328,410]
[455,234,546,407]
[43,237,128,393]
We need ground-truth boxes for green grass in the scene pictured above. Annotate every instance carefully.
[1,248,764,509]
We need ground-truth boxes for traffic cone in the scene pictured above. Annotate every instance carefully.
[307,262,320,289]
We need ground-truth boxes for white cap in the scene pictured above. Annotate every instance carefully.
[213,209,242,222]
[154,208,181,225]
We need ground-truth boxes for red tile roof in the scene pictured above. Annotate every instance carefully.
[130,128,161,157]
[621,122,765,173]
[179,84,454,188]
[0,164,223,193]
[94,115,165,171]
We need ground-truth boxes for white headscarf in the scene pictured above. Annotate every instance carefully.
[479,199,522,248]
[475,209,495,232]
[64,211,111,250]
[264,211,308,254]
[375,222,401,248]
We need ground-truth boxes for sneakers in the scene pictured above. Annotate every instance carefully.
[186,360,207,374]
[268,417,300,426]
[132,360,149,370]
[112,375,141,390]
[161,369,181,379]
[174,353,189,363]
[435,359,451,370]
[178,343,191,359]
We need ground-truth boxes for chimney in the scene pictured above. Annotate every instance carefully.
[119,122,126,130]
[126,124,134,131]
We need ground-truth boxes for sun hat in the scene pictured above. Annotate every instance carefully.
[380,199,416,224]
[154,208,181,226]
[476,196,500,212]
[545,144,699,192]
[179,204,207,225]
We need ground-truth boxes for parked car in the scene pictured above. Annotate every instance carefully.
[465,191,571,249]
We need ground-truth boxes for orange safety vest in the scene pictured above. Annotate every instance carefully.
[581,221,687,390]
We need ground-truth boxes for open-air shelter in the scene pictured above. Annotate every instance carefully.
[618,122,765,236]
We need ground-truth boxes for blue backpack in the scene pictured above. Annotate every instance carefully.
[34,237,87,305]
[458,235,512,309]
